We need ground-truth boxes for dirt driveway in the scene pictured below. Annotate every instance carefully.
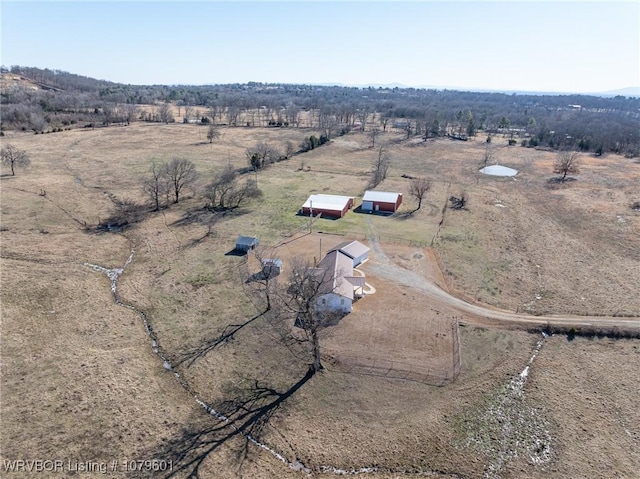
[364,232,640,331]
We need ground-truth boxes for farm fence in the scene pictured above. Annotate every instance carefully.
[324,320,461,386]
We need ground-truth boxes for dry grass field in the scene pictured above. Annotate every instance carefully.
[1,122,639,478]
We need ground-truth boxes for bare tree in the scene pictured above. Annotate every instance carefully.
[123,104,138,124]
[227,106,241,126]
[205,165,261,210]
[381,114,391,133]
[280,259,343,373]
[286,103,301,127]
[204,165,237,210]
[165,158,198,204]
[553,150,580,182]
[157,102,174,124]
[102,104,115,126]
[318,107,339,140]
[368,127,381,148]
[229,178,261,209]
[111,196,142,225]
[246,142,278,170]
[483,145,494,169]
[404,120,413,139]
[142,161,170,211]
[207,104,219,124]
[207,124,220,143]
[357,106,369,132]
[183,105,194,122]
[408,177,432,211]
[370,145,390,188]
[1,144,30,176]
[284,141,296,159]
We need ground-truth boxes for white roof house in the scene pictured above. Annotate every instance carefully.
[313,249,367,314]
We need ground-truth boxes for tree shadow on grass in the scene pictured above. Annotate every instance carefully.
[393,209,418,220]
[147,367,315,478]
[174,308,269,368]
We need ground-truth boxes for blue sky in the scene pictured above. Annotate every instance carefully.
[1,1,639,93]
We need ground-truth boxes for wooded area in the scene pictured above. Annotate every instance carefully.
[2,65,639,157]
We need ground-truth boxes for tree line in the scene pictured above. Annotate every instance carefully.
[2,65,639,157]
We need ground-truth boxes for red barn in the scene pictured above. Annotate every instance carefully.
[361,191,403,213]
[302,194,354,218]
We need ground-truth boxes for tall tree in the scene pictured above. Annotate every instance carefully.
[164,158,198,203]
[408,177,431,211]
[158,102,174,124]
[357,105,369,132]
[281,259,343,373]
[553,150,580,182]
[370,145,390,188]
[183,105,194,122]
[368,127,381,148]
[204,165,260,210]
[142,161,169,211]
[246,142,278,170]
[482,145,493,169]
[206,124,220,143]
[1,144,30,176]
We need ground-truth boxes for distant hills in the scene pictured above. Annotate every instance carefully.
[2,66,639,159]
[599,87,640,98]
[334,82,640,98]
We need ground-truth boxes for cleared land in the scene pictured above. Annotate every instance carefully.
[1,123,639,478]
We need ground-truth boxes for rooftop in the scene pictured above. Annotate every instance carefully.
[316,250,354,299]
[328,240,370,260]
[362,191,402,203]
[303,194,353,211]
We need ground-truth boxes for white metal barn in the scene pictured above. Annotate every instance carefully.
[301,194,354,218]
[361,191,403,213]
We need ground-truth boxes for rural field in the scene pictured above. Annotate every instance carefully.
[1,121,639,479]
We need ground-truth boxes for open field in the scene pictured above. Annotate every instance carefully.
[1,123,639,478]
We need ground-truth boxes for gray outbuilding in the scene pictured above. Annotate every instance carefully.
[235,235,259,253]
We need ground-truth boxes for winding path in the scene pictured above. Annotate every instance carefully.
[365,221,640,331]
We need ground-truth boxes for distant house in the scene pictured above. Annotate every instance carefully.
[261,258,282,277]
[393,119,410,129]
[235,235,259,253]
[301,194,354,218]
[313,249,366,314]
[327,240,370,267]
[361,191,403,213]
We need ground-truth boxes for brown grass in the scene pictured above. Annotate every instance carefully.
[2,123,639,478]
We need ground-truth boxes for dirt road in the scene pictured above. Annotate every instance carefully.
[365,233,640,331]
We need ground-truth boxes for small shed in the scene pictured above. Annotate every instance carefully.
[362,191,403,213]
[328,240,370,267]
[261,259,283,277]
[235,235,259,252]
[302,194,354,218]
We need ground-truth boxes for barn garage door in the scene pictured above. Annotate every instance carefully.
[362,201,373,211]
